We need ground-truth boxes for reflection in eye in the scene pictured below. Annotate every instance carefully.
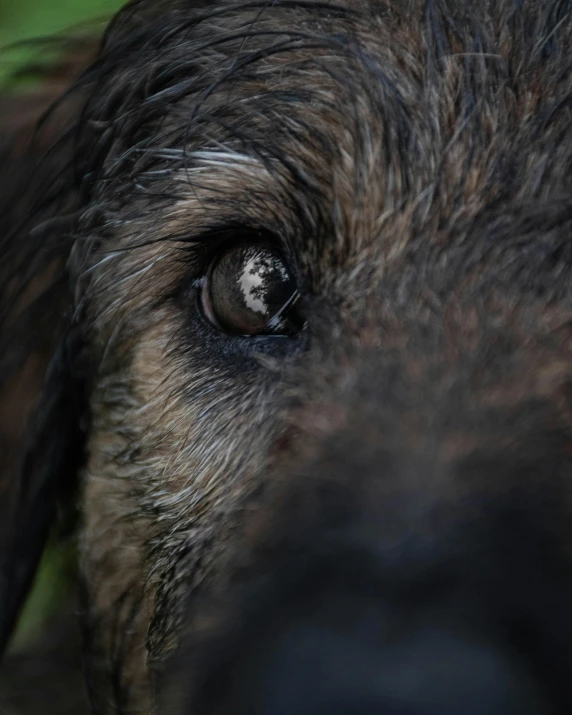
[240,250,280,315]
[201,243,305,337]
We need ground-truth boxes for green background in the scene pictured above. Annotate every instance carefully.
[0,0,123,85]
[0,0,123,45]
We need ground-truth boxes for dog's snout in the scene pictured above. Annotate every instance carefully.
[182,431,572,715]
[261,627,548,715]
[194,600,550,715]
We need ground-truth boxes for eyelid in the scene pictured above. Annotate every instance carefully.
[189,226,284,265]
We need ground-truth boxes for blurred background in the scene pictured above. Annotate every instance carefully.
[0,0,121,45]
[0,0,123,86]
[0,0,122,67]
[0,3,122,712]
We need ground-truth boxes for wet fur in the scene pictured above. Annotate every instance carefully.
[3,0,572,712]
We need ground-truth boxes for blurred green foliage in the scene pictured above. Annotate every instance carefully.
[10,540,77,650]
[0,0,123,86]
[0,0,123,44]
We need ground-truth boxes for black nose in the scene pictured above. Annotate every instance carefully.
[194,600,551,715]
[238,622,549,715]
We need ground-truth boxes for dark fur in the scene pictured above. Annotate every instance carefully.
[3,0,572,712]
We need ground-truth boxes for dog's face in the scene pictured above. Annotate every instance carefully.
[4,0,572,713]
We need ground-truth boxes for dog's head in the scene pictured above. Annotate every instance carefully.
[3,1,572,713]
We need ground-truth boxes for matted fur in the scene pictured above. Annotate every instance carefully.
[3,0,572,712]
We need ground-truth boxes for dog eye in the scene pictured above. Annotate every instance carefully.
[201,243,304,336]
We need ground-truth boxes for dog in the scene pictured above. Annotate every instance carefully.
[2,0,572,712]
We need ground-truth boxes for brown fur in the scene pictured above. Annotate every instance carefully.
[3,0,572,713]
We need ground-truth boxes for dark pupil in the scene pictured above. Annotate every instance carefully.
[209,245,296,334]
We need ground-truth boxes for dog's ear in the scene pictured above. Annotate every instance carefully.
[0,53,94,654]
